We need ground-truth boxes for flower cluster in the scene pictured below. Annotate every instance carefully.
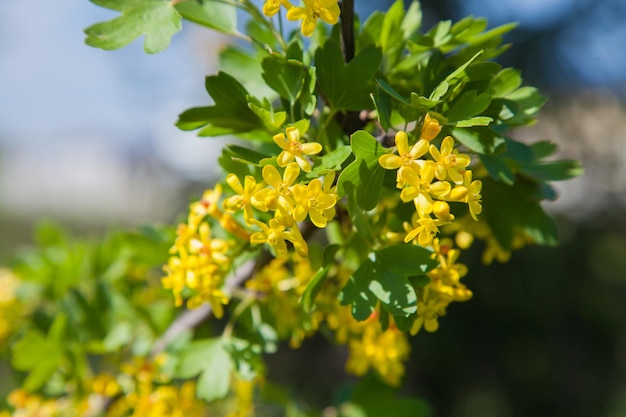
[162,185,245,316]
[224,127,337,258]
[262,0,340,37]
[98,358,206,417]
[379,115,482,247]
[0,268,22,343]
[245,256,319,348]
[345,317,411,386]
[377,115,483,333]
[412,238,473,334]
[163,127,337,311]
[3,389,83,417]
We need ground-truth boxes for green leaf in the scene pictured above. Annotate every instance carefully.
[480,153,515,185]
[379,0,405,66]
[307,145,352,178]
[339,259,377,321]
[176,72,263,136]
[359,11,385,48]
[371,87,392,130]
[530,140,558,159]
[446,90,492,123]
[315,41,383,111]
[175,337,230,379]
[301,265,332,313]
[175,0,237,35]
[356,160,386,211]
[300,67,318,116]
[498,86,547,126]
[337,131,387,211]
[369,268,417,317]
[225,144,270,166]
[482,178,559,249]
[452,116,493,127]
[488,68,522,97]
[220,47,273,99]
[375,244,437,276]
[410,93,441,109]
[248,97,287,130]
[350,375,431,417]
[377,79,411,106]
[429,80,449,101]
[401,1,423,40]
[262,53,306,104]
[85,0,181,54]
[522,160,584,182]
[196,340,233,402]
[12,329,64,391]
[340,243,436,321]
[451,127,505,154]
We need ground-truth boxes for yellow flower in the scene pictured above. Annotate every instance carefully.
[403,212,447,246]
[292,178,337,228]
[346,321,410,386]
[250,219,292,258]
[223,174,265,224]
[189,184,223,227]
[162,221,232,314]
[420,113,442,141]
[427,239,472,302]
[397,162,451,214]
[273,126,322,172]
[429,136,471,184]
[449,171,482,220]
[379,131,428,172]
[464,170,482,220]
[262,0,292,17]
[286,0,340,37]
[256,162,300,211]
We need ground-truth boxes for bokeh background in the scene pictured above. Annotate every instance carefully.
[1,0,626,416]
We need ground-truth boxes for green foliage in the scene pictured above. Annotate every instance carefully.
[176,72,265,137]
[315,40,383,111]
[85,0,237,54]
[339,244,436,321]
[337,131,387,210]
[0,2,584,416]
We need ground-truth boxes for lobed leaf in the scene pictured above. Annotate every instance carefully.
[85,0,181,54]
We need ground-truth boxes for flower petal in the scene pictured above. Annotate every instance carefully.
[379,154,402,170]
[262,165,282,188]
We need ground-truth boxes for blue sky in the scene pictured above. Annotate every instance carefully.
[0,0,623,149]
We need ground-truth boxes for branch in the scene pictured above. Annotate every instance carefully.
[150,222,319,356]
[150,259,255,356]
[340,0,355,63]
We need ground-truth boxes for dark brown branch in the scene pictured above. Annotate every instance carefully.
[339,0,355,63]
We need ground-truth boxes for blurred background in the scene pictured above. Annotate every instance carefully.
[1,0,625,416]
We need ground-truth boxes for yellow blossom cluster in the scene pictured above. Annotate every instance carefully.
[411,238,473,334]
[99,358,206,417]
[445,216,532,265]
[379,114,483,247]
[245,256,319,348]
[310,268,411,386]
[163,127,336,312]
[224,127,337,259]
[345,313,411,386]
[4,389,84,417]
[0,268,22,344]
[162,184,243,316]
[262,0,340,37]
